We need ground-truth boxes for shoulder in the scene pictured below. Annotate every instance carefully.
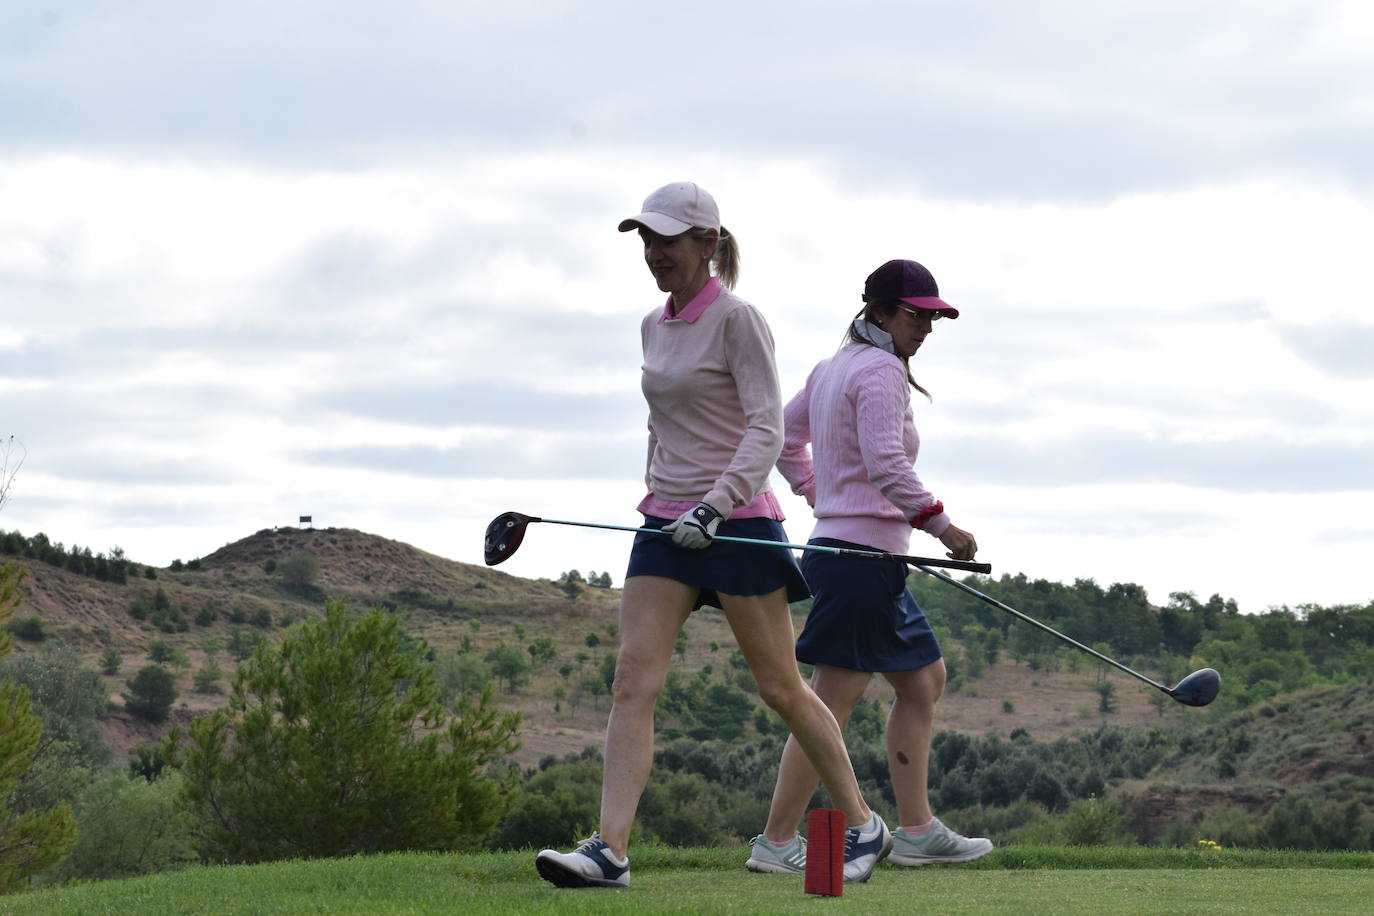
[716,290,775,340]
[714,288,764,321]
[839,343,904,381]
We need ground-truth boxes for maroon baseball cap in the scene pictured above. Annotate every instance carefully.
[862,259,959,318]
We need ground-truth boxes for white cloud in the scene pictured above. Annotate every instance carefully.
[4,2,1373,615]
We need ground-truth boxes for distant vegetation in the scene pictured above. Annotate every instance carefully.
[481,572,1374,855]
[1,530,142,585]
[1,525,1373,899]
[907,573,1374,713]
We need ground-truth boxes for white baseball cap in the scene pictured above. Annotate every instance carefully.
[618,182,721,236]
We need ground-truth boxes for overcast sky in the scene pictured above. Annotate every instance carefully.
[3,1,1372,615]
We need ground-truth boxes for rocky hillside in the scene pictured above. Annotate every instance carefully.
[7,525,1370,843]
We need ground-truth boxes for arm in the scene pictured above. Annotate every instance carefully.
[700,304,784,517]
[775,369,819,507]
[644,420,657,490]
[852,361,979,559]
[853,360,950,535]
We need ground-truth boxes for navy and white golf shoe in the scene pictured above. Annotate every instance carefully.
[536,834,630,888]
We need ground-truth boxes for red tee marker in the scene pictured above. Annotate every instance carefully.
[804,808,845,896]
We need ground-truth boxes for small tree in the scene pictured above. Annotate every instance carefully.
[193,660,224,694]
[1095,681,1119,716]
[527,636,557,669]
[162,600,521,862]
[226,627,260,662]
[0,560,77,888]
[276,551,319,591]
[485,644,530,694]
[123,665,177,723]
[100,649,123,675]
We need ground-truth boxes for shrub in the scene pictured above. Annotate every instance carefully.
[276,551,319,590]
[1061,795,1132,846]
[193,660,224,694]
[0,561,77,888]
[163,600,522,862]
[123,665,177,723]
[6,616,46,642]
[55,771,197,882]
[100,649,123,675]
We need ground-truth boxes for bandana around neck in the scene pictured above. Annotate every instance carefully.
[852,318,896,355]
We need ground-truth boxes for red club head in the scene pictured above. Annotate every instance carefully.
[484,512,536,566]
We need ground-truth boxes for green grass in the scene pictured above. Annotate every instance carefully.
[9,846,1373,915]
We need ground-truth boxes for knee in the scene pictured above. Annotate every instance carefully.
[756,676,807,718]
[610,654,665,708]
[894,661,946,708]
[924,659,947,701]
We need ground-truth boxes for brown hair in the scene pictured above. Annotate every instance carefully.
[847,300,930,399]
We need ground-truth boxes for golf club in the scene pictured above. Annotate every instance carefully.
[483,511,992,574]
[914,563,1220,707]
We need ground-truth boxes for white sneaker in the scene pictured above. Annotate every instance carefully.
[535,834,630,888]
[842,815,892,883]
[889,817,993,866]
[746,833,807,874]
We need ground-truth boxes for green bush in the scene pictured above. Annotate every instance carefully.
[123,665,177,723]
[100,649,122,675]
[1060,795,1133,846]
[6,616,46,642]
[54,771,197,882]
[164,600,522,863]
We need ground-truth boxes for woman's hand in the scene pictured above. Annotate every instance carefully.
[662,503,723,549]
[938,525,978,561]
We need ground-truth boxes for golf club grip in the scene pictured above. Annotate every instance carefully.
[909,557,991,574]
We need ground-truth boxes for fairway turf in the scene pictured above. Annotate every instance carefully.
[8,847,1372,915]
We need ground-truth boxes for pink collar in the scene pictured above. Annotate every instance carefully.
[659,276,724,324]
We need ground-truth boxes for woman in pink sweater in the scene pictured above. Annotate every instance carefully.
[537,184,891,888]
[746,259,993,876]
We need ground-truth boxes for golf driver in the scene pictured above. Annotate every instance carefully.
[483,511,992,574]
[913,563,1220,707]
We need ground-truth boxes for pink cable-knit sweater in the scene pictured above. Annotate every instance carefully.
[776,341,952,555]
[636,277,785,521]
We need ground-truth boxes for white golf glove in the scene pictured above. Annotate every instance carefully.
[662,503,723,549]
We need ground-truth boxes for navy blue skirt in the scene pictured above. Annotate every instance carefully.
[794,538,942,673]
[625,516,810,611]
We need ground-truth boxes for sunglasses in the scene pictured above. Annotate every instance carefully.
[897,305,945,321]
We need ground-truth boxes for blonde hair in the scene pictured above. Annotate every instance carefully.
[690,227,740,290]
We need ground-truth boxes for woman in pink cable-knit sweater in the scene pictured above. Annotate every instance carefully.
[747,259,995,876]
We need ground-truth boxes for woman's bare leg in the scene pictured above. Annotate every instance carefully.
[761,664,871,842]
[881,659,945,827]
[598,575,696,859]
[721,589,872,829]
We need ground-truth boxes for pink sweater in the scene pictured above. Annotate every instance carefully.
[636,277,785,521]
[776,341,952,555]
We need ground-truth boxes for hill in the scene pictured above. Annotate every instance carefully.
[1121,682,1374,842]
[6,526,616,759]
[6,525,1190,767]
[10,527,1366,785]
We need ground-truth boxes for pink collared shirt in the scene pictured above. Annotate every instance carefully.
[636,277,785,521]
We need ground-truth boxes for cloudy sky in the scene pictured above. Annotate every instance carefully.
[3,1,1372,615]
